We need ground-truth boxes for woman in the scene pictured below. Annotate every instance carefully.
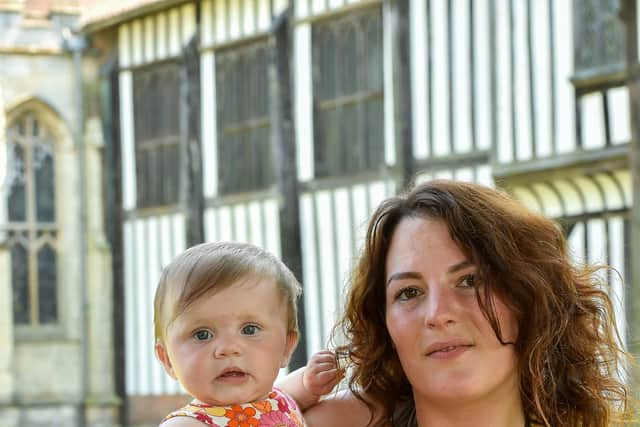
[304,180,630,427]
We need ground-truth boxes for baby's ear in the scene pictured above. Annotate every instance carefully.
[281,332,299,368]
[155,341,177,380]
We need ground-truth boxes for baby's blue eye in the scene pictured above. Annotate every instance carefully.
[241,325,260,335]
[193,330,212,341]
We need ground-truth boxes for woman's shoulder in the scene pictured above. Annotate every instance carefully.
[304,390,390,427]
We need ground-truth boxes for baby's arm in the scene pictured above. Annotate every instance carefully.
[276,350,344,411]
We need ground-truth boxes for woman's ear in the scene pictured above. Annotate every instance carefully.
[280,332,299,368]
[155,341,177,380]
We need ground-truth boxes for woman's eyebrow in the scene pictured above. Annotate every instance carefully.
[386,271,423,286]
[447,260,474,274]
[385,261,473,286]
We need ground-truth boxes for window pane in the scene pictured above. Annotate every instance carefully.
[17,119,25,136]
[37,244,57,323]
[11,244,30,324]
[147,147,160,206]
[366,98,385,169]
[318,31,336,101]
[343,104,358,171]
[6,113,60,328]
[134,65,181,142]
[7,143,26,222]
[218,133,232,194]
[163,144,179,205]
[574,0,625,73]
[313,7,384,179]
[315,108,342,177]
[34,141,55,222]
[216,40,273,194]
[339,28,357,95]
[31,117,40,137]
[257,126,273,185]
[254,48,269,119]
[240,132,252,192]
[366,17,383,91]
[136,148,148,207]
[133,61,181,207]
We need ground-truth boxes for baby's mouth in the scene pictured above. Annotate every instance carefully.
[217,368,247,379]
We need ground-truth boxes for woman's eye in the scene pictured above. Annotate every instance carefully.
[193,330,213,341]
[241,324,260,335]
[458,274,477,288]
[396,287,422,301]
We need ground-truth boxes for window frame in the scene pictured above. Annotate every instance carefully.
[3,110,62,338]
[132,59,183,210]
[311,5,385,179]
[214,37,275,195]
[572,0,626,79]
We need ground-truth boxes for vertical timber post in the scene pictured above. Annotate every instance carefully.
[270,8,307,368]
[182,32,205,247]
[389,0,414,191]
[621,0,640,399]
[103,60,127,427]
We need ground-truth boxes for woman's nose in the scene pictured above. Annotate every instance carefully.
[424,286,457,328]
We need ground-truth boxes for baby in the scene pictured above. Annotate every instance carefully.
[154,241,341,426]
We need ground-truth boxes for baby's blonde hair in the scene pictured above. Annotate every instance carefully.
[154,241,301,343]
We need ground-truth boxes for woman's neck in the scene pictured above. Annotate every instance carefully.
[413,386,525,427]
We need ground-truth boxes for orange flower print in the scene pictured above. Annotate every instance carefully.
[225,405,259,427]
[251,400,273,413]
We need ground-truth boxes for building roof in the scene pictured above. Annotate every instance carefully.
[0,0,81,54]
[79,0,188,33]
[0,0,79,14]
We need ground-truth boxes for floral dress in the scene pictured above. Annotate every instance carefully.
[162,387,306,427]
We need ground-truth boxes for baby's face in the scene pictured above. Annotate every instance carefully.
[156,276,297,405]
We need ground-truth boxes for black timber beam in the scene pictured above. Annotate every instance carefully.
[270,7,307,368]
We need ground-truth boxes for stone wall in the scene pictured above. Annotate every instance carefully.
[0,5,119,426]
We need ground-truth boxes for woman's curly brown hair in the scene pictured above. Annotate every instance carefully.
[332,179,630,427]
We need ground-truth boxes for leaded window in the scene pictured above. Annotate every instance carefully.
[573,0,625,74]
[313,7,384,178]
[216,40,273,194]
[5,112,58,325]
[133,61,181,208]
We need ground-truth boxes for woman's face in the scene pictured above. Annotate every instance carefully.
[384,217,519,406]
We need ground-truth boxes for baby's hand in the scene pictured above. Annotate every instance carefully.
[302,350,344,398]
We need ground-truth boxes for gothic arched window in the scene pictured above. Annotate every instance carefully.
[6,112,58,325]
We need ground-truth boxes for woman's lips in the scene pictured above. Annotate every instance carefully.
[425,339,473,359]
[427,345,472,359]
